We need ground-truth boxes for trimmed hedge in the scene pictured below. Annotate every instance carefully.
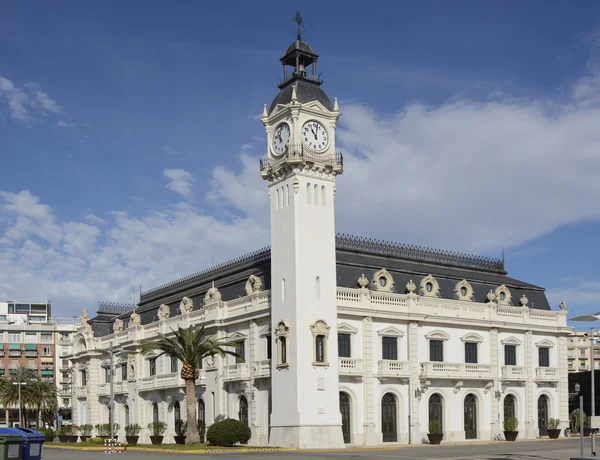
[206,419,251,446]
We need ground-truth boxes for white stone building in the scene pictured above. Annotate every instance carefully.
[69,35,572,448]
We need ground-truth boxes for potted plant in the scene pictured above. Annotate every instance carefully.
[427,419,443,445]
[503,417,519,441]
[39,427,55,443]
[547,418,561,439]
[197,419,206,444]
[57,425,78,443]
[79,424,93,442]
[174,419,187,444]
[125,423,141,445]
[148,421,167,445]
[571,409,584,435]
[95,423,120,439]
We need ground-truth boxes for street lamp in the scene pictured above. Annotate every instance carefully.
[576,383,584,458]
[11,381,27,427]
[571,313,599,457]
[101,341,114,454]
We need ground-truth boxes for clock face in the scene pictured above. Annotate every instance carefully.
[272,123,290,155]
[302,121,329,152]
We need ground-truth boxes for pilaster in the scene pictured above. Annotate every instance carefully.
[558,335,569,430]
[408,316,420,439]
[490,328,501,434]
[362,315,377,445]
[525,330,535,438]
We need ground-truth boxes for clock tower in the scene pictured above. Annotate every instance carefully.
[260,31,345,448]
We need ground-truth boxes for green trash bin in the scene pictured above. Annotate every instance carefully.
[0,429,24,460]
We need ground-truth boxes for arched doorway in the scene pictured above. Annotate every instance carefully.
[124,404,129,427]
[428,393,443,431]
[198,399,206,442]
[538,395,549,437]
[152,402,159,424]
[464,394,477,439]
[174,401,181,424]
[381,393,397,442]
[339,392,351,444]
[239,396,248,426]
[504,395,516,420]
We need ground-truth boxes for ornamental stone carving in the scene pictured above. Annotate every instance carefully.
[204,281,222,304]
[158,304,170,320]
[310,320,330,338]
[405,280,417,294]
[357,274,369,290]
[495,284,512,305]
[519,294,529,307]
[455,279,474,301]
[293,178,299,194]
[559,299,567,311]
[80,309,89,326]
[113,318,123,332]
[245,275,263,296]
[486,290,497,303]
[129,310,141,328]
[180,297,193,314]
[127,357,136,382]
[372,268,394,292]
[420,275,440,297]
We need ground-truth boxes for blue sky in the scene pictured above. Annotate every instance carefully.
[1,1,600,328]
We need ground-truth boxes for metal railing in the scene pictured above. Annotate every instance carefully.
[259,144,343,173]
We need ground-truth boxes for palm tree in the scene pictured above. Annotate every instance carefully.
[26,376,57,427]
[140,325,241,444]
[0,366,37,426]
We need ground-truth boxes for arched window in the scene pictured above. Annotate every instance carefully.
[239,396,249,426]
[307,183,311,204]
[464,394,477,439]
[321,185,326,207]
[198,399,205,426]
[428,393,443,430]
[381,393,397,442]
[174,401,181,424]
[538,395,549,436]
[316,276,320,299]
[285,185,290,207]
[281,278,285,301]
[276,189,280,211]
[339,392,351,444]
[504,394,516,420]
[124,404,130,427]
[314,184,319,205]
[152,402,159,423]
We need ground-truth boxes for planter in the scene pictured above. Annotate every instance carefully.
[150,435,164,445]
[100,435,118,440]
[427,433,443,445]
[548,429,561,439]
[174,435,186,445]
[125,436,139,445]
[504,431,518,441]
[80,435,91,442]
[585,428,592,437]
[58,435,78,443]
[45,435,55,443]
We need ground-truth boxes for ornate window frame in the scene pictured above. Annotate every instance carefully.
[460,332,484,343]
[500,336,522,346]
[372,268,394,292]
[310,320,330,367]
[425,330,449,362]
[275,321,290,369]
[337,323,357,358]
[420,275,440,297]
[455,279,474,301]
[495,285,512,305]
[535,339,554,348]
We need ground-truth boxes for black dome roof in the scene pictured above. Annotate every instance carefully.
[285,40,315,56]
[269,79,333,115]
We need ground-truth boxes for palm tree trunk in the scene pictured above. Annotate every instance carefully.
[185,379,200,444]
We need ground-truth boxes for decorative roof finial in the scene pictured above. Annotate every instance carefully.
[262,103,268,119]
[293,11,304,41]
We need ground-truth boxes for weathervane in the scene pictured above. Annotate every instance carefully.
[293,11,304,41]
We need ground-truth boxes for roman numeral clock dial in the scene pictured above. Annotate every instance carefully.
[272,122,291,155]
[302,121,329,152]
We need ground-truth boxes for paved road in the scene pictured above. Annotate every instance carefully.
[42,438,587,460]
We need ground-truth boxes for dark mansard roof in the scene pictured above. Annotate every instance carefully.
[89,234,551,336]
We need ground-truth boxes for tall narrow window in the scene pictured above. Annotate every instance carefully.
[286,185,290,207]
[170,356,178,373]
[505,345,517,366]
[382,337,398,360]
[280,187,284,209]
[281,278,285,301]
[276,322,290,367]
[276,189,280,211]
[465,342,478,364]
[121,363,127,381]
[316,276,320,299]
[280,337,287,364]
[124,404,130,426]
[234,341,245,364]
[149,358,157,377]
[174,401,181,424]
[315,335,325,362]
[314,184,319,205]
[266,335,272,360]
[81,369,87,386]
[152,402,159,423]
[539,347,550,367]
[321,185,326,206]
[430,340,444,362]
[198,399,205,435]
[307,183,311,204]
[338,333,351,358]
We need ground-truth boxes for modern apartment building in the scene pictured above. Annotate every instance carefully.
[0,301,76,426]
[567,331,600,373]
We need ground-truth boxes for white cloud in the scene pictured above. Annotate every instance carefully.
[84,214,106,225]
[547,279,600,313]
[164,169,195,199]
[57,120,74,128]
[162,145,182,156]
[0,77,62,122]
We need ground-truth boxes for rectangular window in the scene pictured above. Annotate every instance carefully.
[170,356,178,373]
[266,336,272,360]
[539,347,550,367]
[40,334,52,343]
[315,335,325,362]
[505,345,517,366]
[465,342,478,364]
[7,304,14,314]
[338,333,351,358]
[121,364,127,381]
[581,349,587,358]
[15,304,30,314]
[104,367,110,383]
[382,337,398,360]
[8,333,21,343]
[25,333,37,343]
[198,358,203,369]
[43,347,51,356]
[280,337,287,364]
[235,341,245,364]
[429,340,444,362]
[81,370,87,386]
[149,358,156,377]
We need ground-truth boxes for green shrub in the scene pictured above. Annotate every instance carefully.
[57,425,76,436]
[428,419,442,434]
[571,409,585,432]
[175,419,187,436]
[206,419,251,446]
[88,437,105,444]
[125,424,141,436]
[79,424,93,436]
[585,415,591,428]
[503,417,518,432]
[147,421,167,436]
[548,418,560,430]
[38,427,54,437]
[95,423,120,436]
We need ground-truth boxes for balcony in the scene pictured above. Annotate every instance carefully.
[59,388,72,396]
[197,369,206,385]
[254,360,270,378]
[8,350,21,357]
[338,358,364,377]
[501,366,527,381]
[224,363,250,382]
[420,362,492,380]
[138,376,156,391]
[536,367,559,382]
[59,337,72,346]
[156,372,183,389]
[25,351,38,358]
[376,360,410,379]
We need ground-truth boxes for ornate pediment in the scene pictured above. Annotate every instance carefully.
[535,339,555,348]
[337,322,358,334]
[259,325,271,337]
[501,336,522,346]
[461,332,484,343]
[229,331,247,341]
[425,329,450,341]
[377,326,404,337]
[309,320,330,338]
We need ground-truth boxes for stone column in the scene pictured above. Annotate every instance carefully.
[408,320,420,440]
[362,315,377,445]
[558,335,569,431]
[525,330,535,438]
[490,328,501,435]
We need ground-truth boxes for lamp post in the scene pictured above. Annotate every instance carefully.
[577,383,584,458]
[11,381,27,427]
[101,341,114,454]
[571,314,600,457]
